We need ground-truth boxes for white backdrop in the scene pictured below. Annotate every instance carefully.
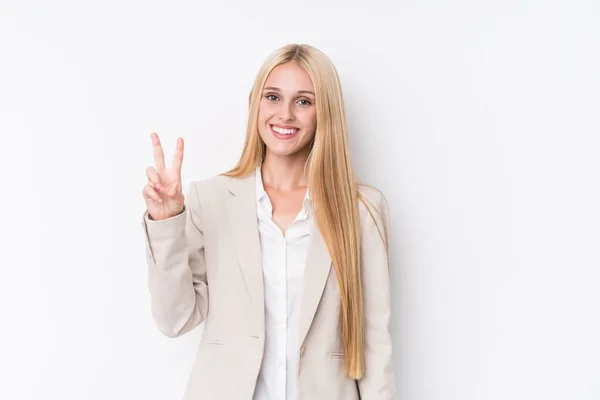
[1,1,599,399]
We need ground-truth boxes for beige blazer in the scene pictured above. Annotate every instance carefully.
[141,170,397,400]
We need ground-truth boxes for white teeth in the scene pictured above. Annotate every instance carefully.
[272,126,298,135]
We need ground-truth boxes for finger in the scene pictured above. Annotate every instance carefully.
[151,132,166,173]
[146,166,161,188]
[157,180,179,197]
[143,184,162,203]
[167,180,180,197]
[172,137,184,173]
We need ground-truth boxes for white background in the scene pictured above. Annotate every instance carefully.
[1,1,599,399]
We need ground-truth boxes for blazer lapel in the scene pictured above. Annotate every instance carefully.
[298,216,333,350]
[224,171,333,346]
[225,172,265,335]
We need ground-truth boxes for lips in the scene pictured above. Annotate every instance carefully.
[270,124,300,139]
[271,124,299,135]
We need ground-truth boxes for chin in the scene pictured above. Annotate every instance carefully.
[265,145,297,157]
[267,143,313,158]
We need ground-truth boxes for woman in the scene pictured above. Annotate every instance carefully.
[141,43,396,400]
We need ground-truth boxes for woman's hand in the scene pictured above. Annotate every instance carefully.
[143,132,185,221]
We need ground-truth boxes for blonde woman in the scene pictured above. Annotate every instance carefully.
[141,44,396,400]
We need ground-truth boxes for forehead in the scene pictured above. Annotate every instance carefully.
[264,61,314,92]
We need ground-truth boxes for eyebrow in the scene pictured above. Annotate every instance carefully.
[263,86,315,96]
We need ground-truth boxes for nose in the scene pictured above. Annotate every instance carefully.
[278,100,295,122]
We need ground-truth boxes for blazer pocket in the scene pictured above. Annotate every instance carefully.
[200,339,223,346]
[331,351,345,359]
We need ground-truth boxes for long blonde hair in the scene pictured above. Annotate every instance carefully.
[222,43,385,379]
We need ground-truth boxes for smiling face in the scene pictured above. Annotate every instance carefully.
[257,61,317,159]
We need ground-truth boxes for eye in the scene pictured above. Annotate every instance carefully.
[297,99,312,107]
[265,94,279,101]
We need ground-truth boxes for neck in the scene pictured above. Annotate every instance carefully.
[261,150,309,191]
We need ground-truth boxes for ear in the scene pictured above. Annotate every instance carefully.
[248,91,252,106]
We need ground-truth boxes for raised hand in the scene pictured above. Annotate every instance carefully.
[143,132,185,221]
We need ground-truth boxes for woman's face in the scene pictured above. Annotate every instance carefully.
[257,61,317,158]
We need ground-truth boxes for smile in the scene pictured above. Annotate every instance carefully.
[271,125,299,135]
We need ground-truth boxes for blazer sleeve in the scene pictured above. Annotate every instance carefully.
[357,190,398,399]
[141,182,208,338]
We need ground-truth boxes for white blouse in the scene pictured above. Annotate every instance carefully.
[253,165,311,400]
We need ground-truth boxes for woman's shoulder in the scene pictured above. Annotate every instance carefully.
[356,183,390,242]
[188,173,231,191]
[357,183,388,214]
[186,171,254,201]
[182,174,226,204]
